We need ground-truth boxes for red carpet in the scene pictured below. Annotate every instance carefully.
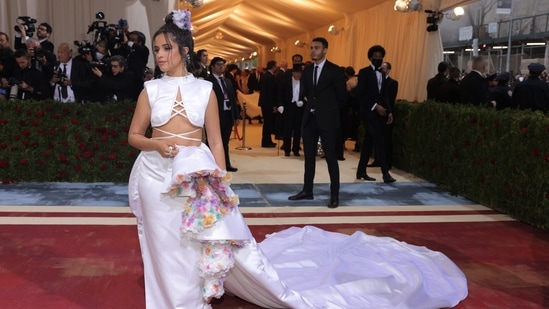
[1,215,548,308]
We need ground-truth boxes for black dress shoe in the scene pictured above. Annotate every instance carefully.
[288,191,314,200]
[383,173,396,184]
[284,152,290,157]
[356,173,376,181]
[337,157,346,161]
[327,195,339,208]
[261,143,276,148]
[293,152,300,157]
[367,161,379,167]
[226,166,238,172]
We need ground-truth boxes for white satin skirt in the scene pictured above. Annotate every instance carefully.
[129,144,467,309]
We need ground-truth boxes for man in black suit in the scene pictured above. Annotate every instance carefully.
[459,56,489,106]
[288,37,347,208]
[426,61,449,100]
[369,61,399,169]
[355,45,396,184]
[207,57,240,172]
[512,63,549,113]
[278,63,305,156]
[258,60,278,147]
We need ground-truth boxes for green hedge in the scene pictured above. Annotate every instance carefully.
[0,100,138,183]
[1,99,548,229]
[393,100,549,230]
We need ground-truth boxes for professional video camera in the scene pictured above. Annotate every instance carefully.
[90,59,110,69]
[74,40,94,55]
[87,11,108,44]
[14,16,37,37]
[32,46,46,59]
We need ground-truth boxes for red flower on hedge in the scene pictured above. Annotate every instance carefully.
[544,154,549,161]
[20,158,28,165]
[532,148,539,157]
[120,139,128,146]
[84,151,93,158]
[0,160,7,168]
[37,159,44,166]
[13,134,21,141]
[78,142,86,150]
[100,135,108,142]
[0,144,6,150]
[22,129,30,136]
[2,179,10,184]
[0,119,7,125]
[31,120,39,127]
[470,117,477,124]
[520,127,528,133]
[43,150,51,157]
[48,128,56,135]
[59,154,68,162]
[36,111,44,118]
[71,119,78,125]
[74,165,82,172]
[108,154,116,161]
[52,113,60,119]
[61,125,68,132]
[59,171,66,179]
[100,164,106,171]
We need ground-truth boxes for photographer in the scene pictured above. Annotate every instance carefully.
[10,48,49,100]
[71,41,105,103]
[92,55,142,103]
[121,30,149,77]
[14,17,54,53]
[0,32,16,86]
[51,43,75,102]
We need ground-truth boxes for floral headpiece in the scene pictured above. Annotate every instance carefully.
[172,10,192,31]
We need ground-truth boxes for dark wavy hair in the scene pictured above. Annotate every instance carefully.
[153,12,197,73]
[367,45,386,59]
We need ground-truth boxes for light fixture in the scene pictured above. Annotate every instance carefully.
[215,31,223,40]
[526,42,546,46]
[294,40,306,47]
[178,0,204,10]
[446,6,464,20]
[270,47,281,53]
[328,25,343,35]
[394,0,422,12]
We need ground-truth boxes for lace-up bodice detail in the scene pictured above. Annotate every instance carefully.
[145,74,214,141]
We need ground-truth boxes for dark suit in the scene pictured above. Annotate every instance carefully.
[436,79,460,104]
[247,71,261,93]
[459,71,488,105]
[258,70,277,146]
[384,76,398,168]
[279,75,305,154]
[206,74,240,168]
[355,65,392,175]
[301,60,347,196]
[512,76,549,113]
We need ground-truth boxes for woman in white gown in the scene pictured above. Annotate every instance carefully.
[128,10,468,309]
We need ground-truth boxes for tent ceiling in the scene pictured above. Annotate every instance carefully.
[187,0,387,60]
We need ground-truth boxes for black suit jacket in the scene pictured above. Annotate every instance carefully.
[385,76,398,112]
[355,65,390,119]
[279,76,305,108]
[206,75,240,126]
[301,60,347,130]
[459,71,488,105]
[258,70,277,108]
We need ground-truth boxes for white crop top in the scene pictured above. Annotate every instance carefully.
[145,74,213,128]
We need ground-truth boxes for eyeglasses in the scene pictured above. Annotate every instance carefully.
[38,27,47,31]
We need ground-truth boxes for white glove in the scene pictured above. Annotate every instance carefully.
[277,106,284,114]
[296,100,304,107]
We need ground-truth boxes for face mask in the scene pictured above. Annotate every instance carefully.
[95,52,104,60]
[372,59,383,69]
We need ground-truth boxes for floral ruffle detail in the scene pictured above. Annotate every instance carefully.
[199,242,234,300]
[164,169,239,237]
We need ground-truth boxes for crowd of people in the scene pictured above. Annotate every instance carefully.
[0,18,149,103]
[427,57,549,113]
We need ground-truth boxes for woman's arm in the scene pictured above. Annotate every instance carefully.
[128,89,175,157]
[203,90,226,170]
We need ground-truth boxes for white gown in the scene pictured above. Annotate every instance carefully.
[128,75,468,309]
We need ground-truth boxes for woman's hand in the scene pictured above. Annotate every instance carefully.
[158,142,179,158]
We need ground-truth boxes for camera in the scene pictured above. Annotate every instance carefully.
[7,77,21,100]
[52,66,67,85]
[14,16,37,37]
[90,60,110,69]
[32,47,46,59]
[74,40,94,55]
